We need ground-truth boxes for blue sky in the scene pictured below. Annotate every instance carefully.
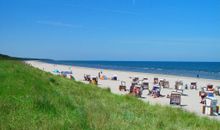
[0,0,220,61]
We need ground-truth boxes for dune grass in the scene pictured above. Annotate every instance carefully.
[0,58,220,130]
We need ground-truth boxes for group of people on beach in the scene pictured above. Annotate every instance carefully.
[98,71,118,81]
[82,70,220,116]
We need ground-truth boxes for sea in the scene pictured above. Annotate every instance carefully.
[43,60,220,80]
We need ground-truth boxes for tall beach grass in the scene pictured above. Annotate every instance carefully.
[0,56,220,130]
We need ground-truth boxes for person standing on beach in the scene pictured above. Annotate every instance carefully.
[98,72,101,78]
[98,71,103,78]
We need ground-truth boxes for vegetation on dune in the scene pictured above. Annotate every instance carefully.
[0,56,220,130]
[0,54,15,60]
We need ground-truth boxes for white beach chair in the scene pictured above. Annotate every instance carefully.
[175,81,184,94]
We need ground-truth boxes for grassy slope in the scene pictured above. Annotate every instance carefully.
[0,58,220,130]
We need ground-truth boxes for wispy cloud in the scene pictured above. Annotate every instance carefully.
[116,38,220,45]
[36,20,83,28]
[66,4,139,16]
[103,9,139,15]
[146,38,220,44]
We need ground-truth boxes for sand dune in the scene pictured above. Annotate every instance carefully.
[25,60,220,120]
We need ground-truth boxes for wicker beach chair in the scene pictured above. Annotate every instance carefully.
[154,78,159,85]
[119,81,126,91]
[90,76,98,85]
[190,82,197,90]
[133,85,142,98]
[215,86,220,96]
[170,91,181,105]
[175,81,184,93]
[159,79,169,88]
[151,84,161,98]
[84,74,91,81]
[141,78,149,90]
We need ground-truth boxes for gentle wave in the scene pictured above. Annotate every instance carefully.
[43,60,220,80]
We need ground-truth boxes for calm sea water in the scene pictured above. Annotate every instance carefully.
[43,60,220,80]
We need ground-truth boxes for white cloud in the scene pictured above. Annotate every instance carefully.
[36,21,83,28]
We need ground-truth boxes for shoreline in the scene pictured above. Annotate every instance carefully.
[31,60,220,84]
[69,65,220,82]
[25,60,220,120]
[42,60,220,81]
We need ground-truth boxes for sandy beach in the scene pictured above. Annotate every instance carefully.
[26,60,220,120]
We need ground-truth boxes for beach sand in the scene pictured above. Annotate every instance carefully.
[25,60,220,120]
